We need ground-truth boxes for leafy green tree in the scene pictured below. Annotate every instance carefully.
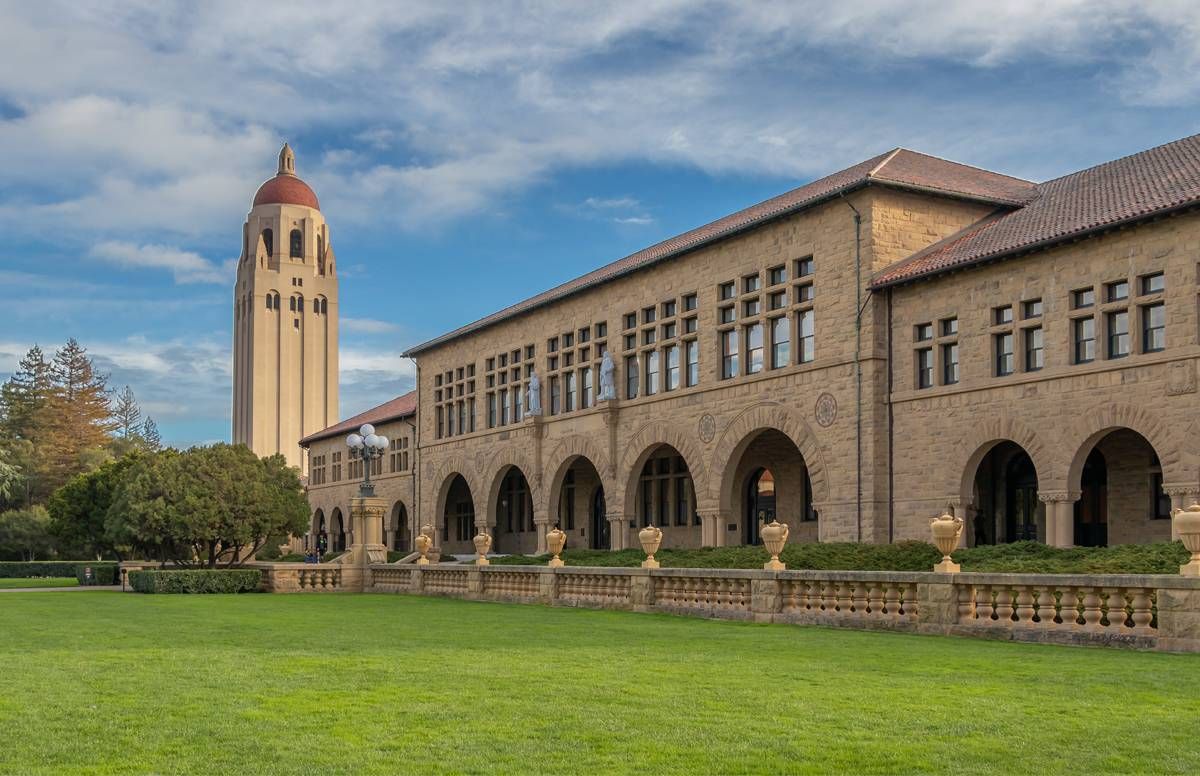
[48,454,142,560]
[109,444,308,567]
[0,506,54,561]
[0,447,21,505]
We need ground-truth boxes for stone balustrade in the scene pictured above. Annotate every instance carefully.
[366,563,1200,652]
[252,563,344,593]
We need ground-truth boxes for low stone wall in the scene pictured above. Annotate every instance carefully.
[251,562,346,592]
[366,564,1200,653]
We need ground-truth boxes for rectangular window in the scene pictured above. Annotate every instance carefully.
[643,329,657,345]
[662,322,677,339]
[721,330,739,379]
[594,324,606,339]
[795,257,813,277]
[500,389,510,425]
[994,305,1013,325]
[683,293,698,312]
[917,348,933,389]
[581,367,593,408]
[1141,272,1165,295]
[1107,310,1130,358]
[550,377,561,415]
[797,309,814,363]
[719,281,735,301]
[743,299,760,317]
[771,316,790,368]
[746,323,763,374]
[1106,280,1129,302]
[685,340,699,386]
[513,384,523,422]
[1142,302,1165,352]
[646,351,659,395]
[995,332,1014,376]
[675,475,690,526]
[1022,299,1042,319]
[769,265,787,285]
[447,405,455,436]
[942,343,958,385]
[795,284,814,303]
[458,401,467,434]
[564,371,576,411]
[624,313,636,330]
[744,274,760,293]
[662,300,677,318]
[684,316,698,334]
[624,333,636,350]
[768,290,787,310]
[1073,288,1095,309]
[642,307,655,325]
[665,345,679,390]
[1074,317,1095,363]
[719,306,735,324]
[625,356,639,399]
[915,323,933,341]
[487,394,496,428]
[940,317,958,336]
[1025,326,1044,371]
[436,407,445,439]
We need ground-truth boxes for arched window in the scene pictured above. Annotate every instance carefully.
[289,296,296,312]
[313,298,320,314]
[262,228,273,257]
[290,229,303,259]
[265,294,273,310]
[317,234,325,260]
[296,294,304,314]
[320,298,327,314]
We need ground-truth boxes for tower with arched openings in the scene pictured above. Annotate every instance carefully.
[232,143,338,472]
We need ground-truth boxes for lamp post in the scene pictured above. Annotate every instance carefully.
[346,423,389,498]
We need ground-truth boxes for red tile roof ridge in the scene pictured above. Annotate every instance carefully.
[299,390,417,446]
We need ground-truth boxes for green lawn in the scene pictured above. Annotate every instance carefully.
[0,593,1196,775]
[0,577,79,589]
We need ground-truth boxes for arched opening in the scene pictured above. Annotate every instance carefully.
[390,502,410,552]
[1070,428,1170,546]
[262,228,273,257]
[725,429,815,547]
[968,442,1041,546]
[441,474,475,555]
[331,507,346,552]
[290,229,303,259]
[632,445,698,549]
[311,509,326,554]
[551,456,607,551]
[494,467,533,554]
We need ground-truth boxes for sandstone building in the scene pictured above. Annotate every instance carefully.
[299,134,1200,557]
[232,144,339,472]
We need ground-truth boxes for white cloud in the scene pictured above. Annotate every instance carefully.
[341,318,400,334]
[90,241,232,285]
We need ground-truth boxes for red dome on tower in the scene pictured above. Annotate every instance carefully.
[252,142,320,209]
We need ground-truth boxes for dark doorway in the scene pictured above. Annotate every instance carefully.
[591,487,609,550]
[744,468,776,545]
[971,441,1040,546]
[333,510,346,552]
[1004,452,1039,542]
[1075,449,1108,547]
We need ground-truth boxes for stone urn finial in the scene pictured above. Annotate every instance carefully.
[1173,502,1200,576]
[639,524,663,569]
[414,524,434,566]
[546,524,567,568]
[930,513,964,573]
[473,527,492,566]
[760,520,789,571]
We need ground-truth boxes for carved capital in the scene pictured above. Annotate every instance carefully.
[1037,490,1080,504]
[1161,482,1200,498]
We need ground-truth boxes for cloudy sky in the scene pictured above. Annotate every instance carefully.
[2,1,1199,446]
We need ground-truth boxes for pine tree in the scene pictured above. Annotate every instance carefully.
[49,338,113,451]
[112,386,142,438]
[141,418,162,451]
[0,345,55,440]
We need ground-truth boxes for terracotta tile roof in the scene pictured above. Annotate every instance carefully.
[404,149,1036,355]
[299,390,416,446]
[253,173,320,210]
[873,133,1200,287]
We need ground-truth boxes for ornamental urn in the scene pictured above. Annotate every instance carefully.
[929,513,964,573]
[760,519,789,571]
[414,531,432,566]
[473,529,493,566]
[639,524,663,569]
[1172,503,1200,576]
[546,525,567,568]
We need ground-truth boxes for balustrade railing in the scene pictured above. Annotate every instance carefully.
[957,581,1156,633]
[780,577,919,622]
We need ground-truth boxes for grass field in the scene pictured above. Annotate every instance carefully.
[0,593,1196,775]
[0,577,79,589]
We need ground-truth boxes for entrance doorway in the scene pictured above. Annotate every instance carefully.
[1075,449,1108,547]
[745,468,776,545]
[591,487,609,550]
[1004,452,1039,542]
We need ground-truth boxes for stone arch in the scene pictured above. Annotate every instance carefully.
[543,434,613,518]
[388,499,411,551]
[708,402,831,513]
[428,456,479,525]
[1062,403,1192,492]
[310,508,325,537]
[482,447,543,531]
[946,415,1056,507]
[616,420,708,518]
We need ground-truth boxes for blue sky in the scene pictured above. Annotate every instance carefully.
[2,1,1199,447]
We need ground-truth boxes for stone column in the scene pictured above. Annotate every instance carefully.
[534,511,551,555]
[345,495,388,591]
[1164,485,1200,541]
[697,508,724,547]
[607,512,628,550]
[948,498,970,549]
[1038,491,1078,548]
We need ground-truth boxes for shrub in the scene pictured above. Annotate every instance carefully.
[74,564,118,585]
[0,561,117,578]
[128,569,262,594]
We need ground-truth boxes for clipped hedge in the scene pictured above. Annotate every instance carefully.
[128,569,262,594]
[75,564,118,586]
[0,561,117,579]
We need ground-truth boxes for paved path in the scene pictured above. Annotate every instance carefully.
[0,585,122,593]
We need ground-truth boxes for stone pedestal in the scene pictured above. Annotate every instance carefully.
[336,496,388,591]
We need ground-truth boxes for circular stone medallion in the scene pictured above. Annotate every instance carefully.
[814,393,838,427]
[697,413,717,444]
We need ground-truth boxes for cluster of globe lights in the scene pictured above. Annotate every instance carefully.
[346,423,388,452]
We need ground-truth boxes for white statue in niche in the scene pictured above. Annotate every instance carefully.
[527,370,543,416]
[597,350,616,401]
